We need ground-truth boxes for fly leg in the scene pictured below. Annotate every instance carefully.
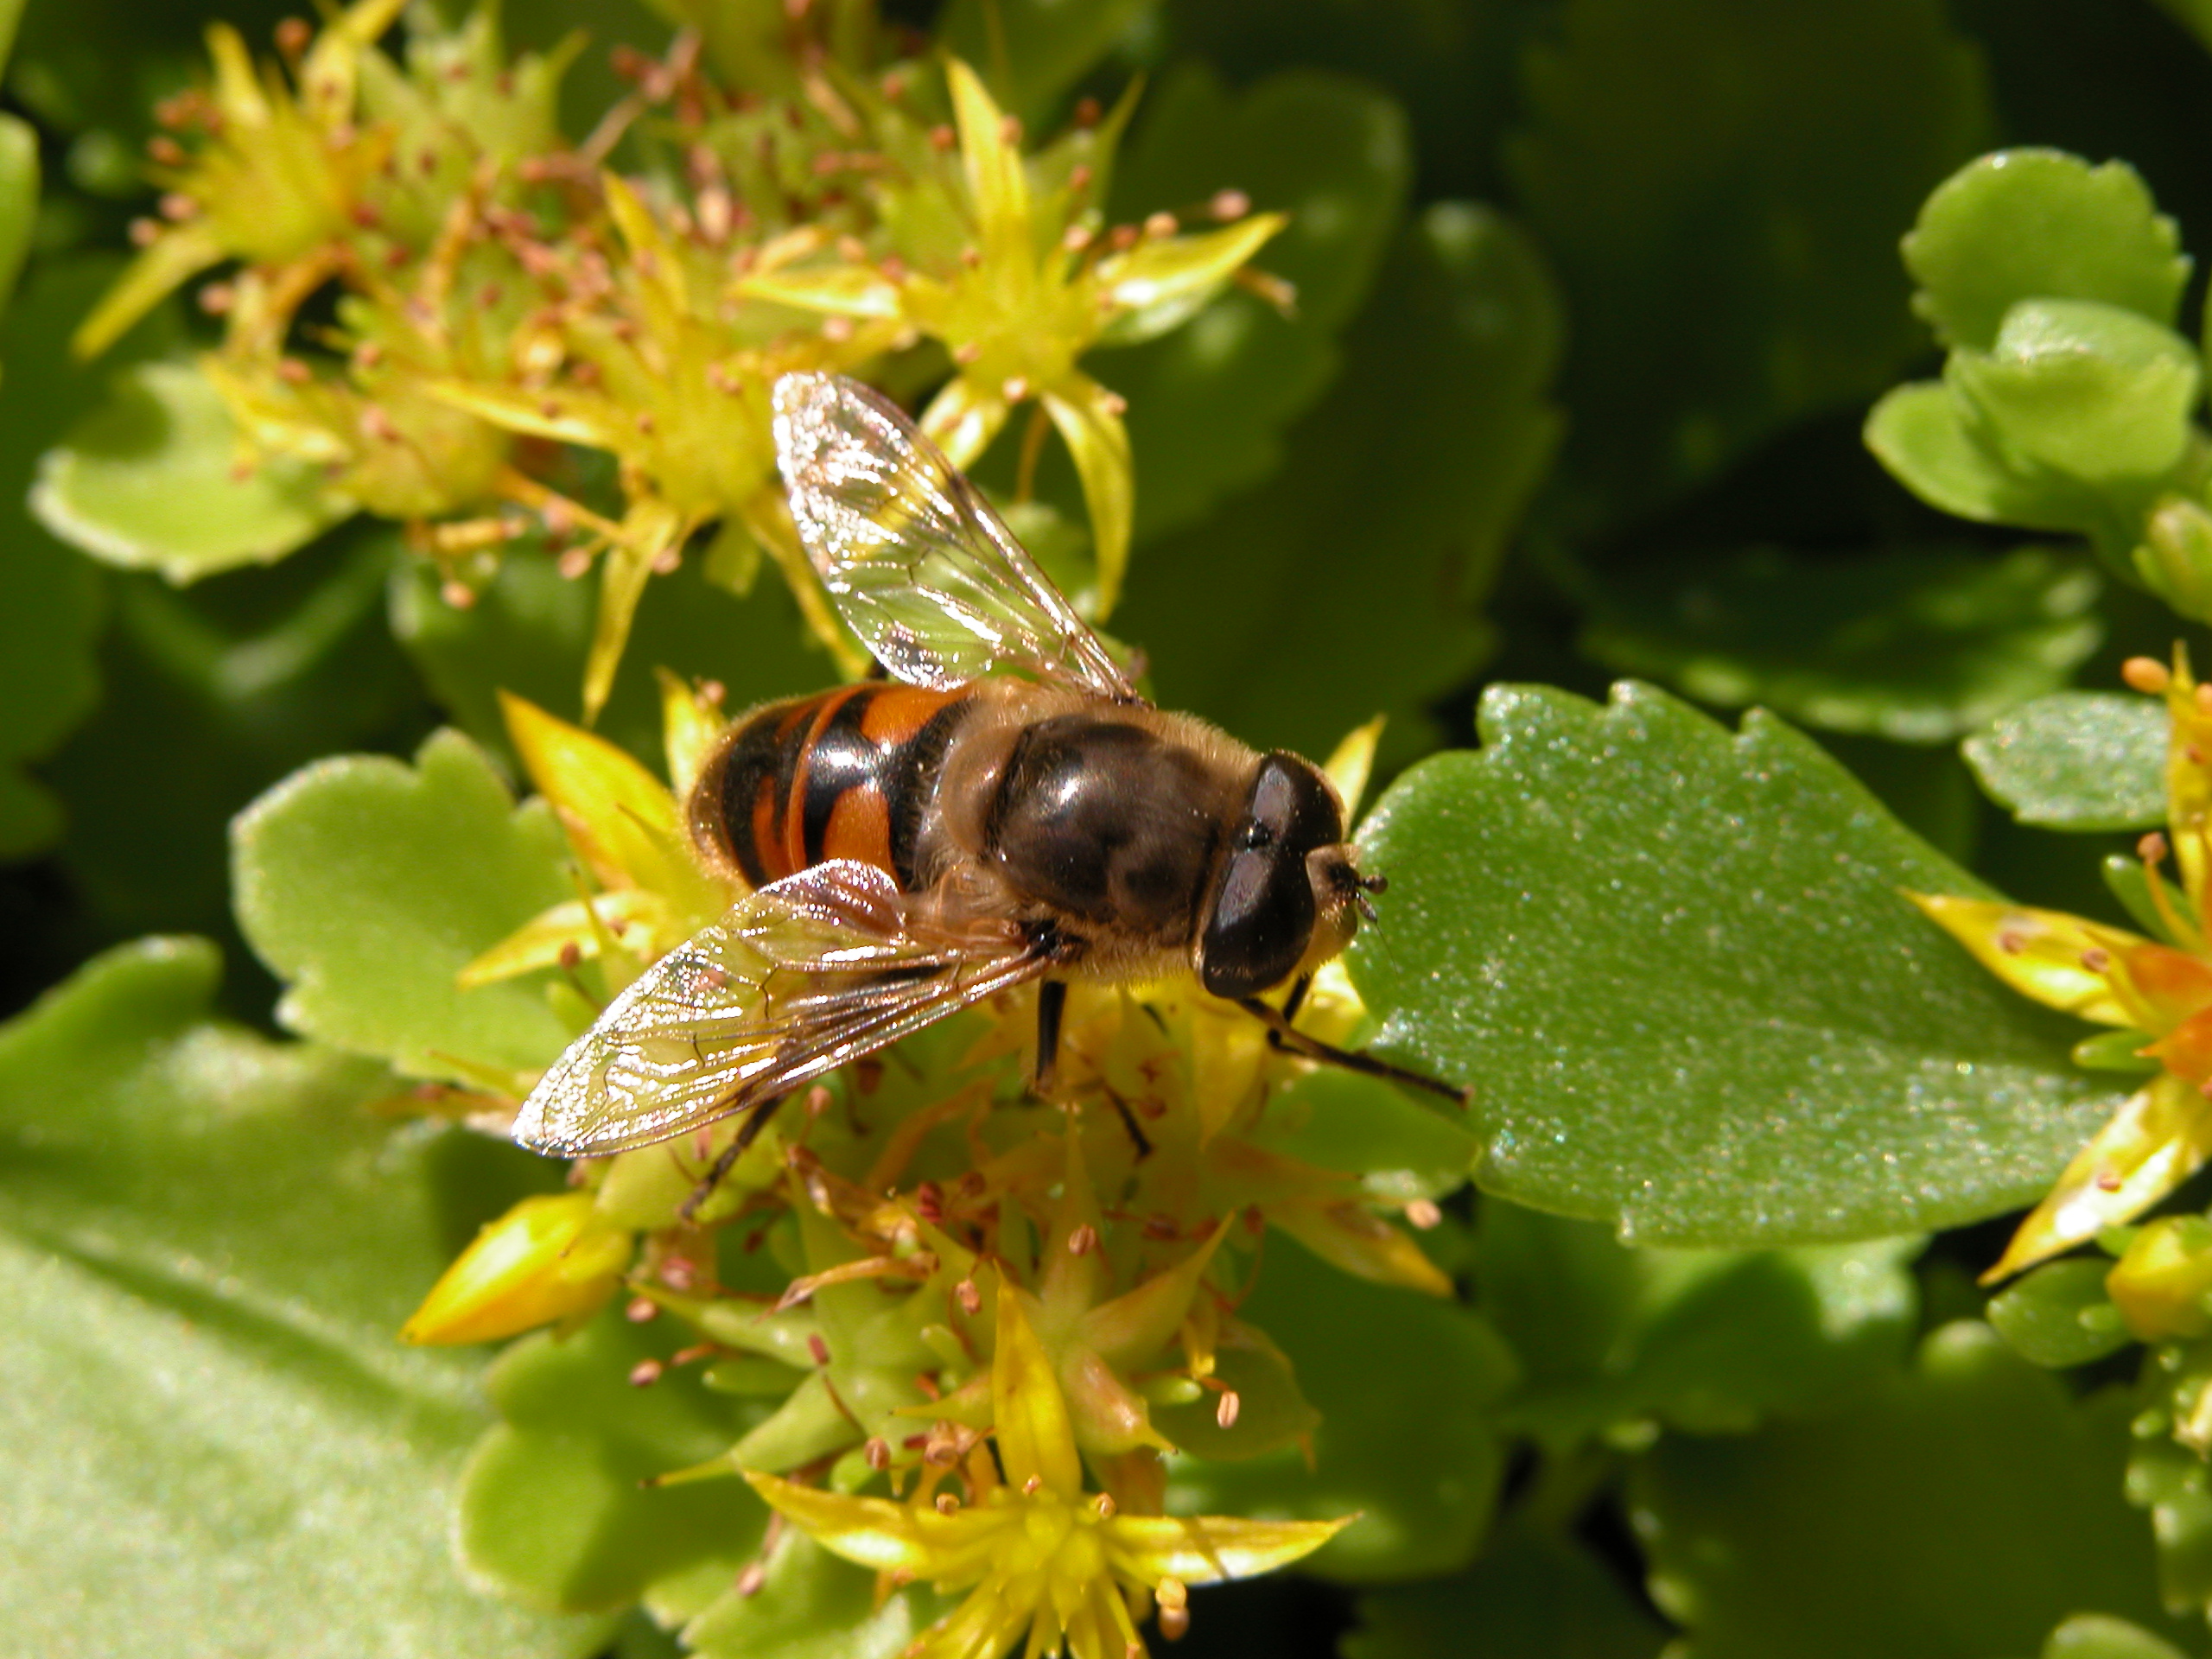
[1235,996,1469,1106]
[677,1091,787,1224]
[1034,978,1067,1096]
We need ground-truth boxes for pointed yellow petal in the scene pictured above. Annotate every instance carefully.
[1105,1510,1356,1585]
[1096,214,1288,346]
[1322,718,1386,823]
[657,668,728,808]
[1081,1220,1233,1368]
[1266,1197,1454,1297]
[455,889,670,988]
[946,59,1029,255]
[585,509,677,724]
[400,1192,631,1344]
[1041,375,1132,618]
[920,374,1012,473]
[73,222,226,359]
[1908,893,2147,1027]
[1982,1072,2212,1282]
[299,0,408,125]
[737,262,905,318]
[601,171,690,319]
[498,690,681,887]
[744,1472,942,1574]
[994,1280,1085,1501]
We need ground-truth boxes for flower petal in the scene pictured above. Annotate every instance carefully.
[1322,717,1387,823]
[738,262,906,319]
[1907,893,2149,1027]
[73,221,226,359]
[1095,214,1288,346]
[454,889,669,988]
[920,374,1012,474]
[497,690,695,900]
[400,1192,630,1344]
[1081,1221,1232,1368]
[946,60,1030,261]
[994,1280,1086,1501]
[1265,1196,1454,1297]
[1982,1071,2212,1281]
[1105,1510,1356,1585]
[743,1472,942,1574]
[1041,374,1133,618]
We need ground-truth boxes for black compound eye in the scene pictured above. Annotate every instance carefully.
[1198,754,1344,999]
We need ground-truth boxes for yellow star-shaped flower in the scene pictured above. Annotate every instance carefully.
[747,1279,1351,1659]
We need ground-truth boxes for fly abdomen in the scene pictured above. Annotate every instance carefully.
[690,683,975,890]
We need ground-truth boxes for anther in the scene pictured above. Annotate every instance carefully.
[626,1297,658,1323]
[628,1358,664,1387]
[2081,947,2112,973]
[1215,1389,1241,1430]
[1210,188,1250,220]
[954,1277,982,1316]
[734,1560,767,1597]
[1022,1474,1043,1496]
[1405,1198,1442,1230]
[2142,832,2171,865]
[808,1333,831,1366]
[935,1492,960,1515]
[1094,1492,1116,1517]
[658,1256,696,1292]
[1067,1223,1098,1255]
[864,1437,891,1471]
[2128,642,2184,691]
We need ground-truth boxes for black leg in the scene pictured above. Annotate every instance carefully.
[1034,979,1067,1096]
[677,1092,787,1224]
[1262,973,1316,1053]
[1235,997,1469,1106]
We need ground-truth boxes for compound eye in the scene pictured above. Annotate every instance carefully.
[1198,842,1316,999]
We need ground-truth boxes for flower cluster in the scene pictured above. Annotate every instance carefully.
[401,690,1443,1656]
[79,3,1283,715]
[1916,648,2212,1282]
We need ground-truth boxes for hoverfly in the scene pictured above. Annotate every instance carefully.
[512,373,1458,1184]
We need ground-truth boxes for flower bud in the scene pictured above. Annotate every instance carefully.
[2135,495,2212,625]
[2107,1213,2212,1341]
[401,1192,632,1344]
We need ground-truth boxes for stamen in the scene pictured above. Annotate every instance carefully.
[2138,833,2202,949]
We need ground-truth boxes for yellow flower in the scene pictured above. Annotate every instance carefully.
[747,1280,1351,1659]
[740,59,1287,616]
[401,1191,632,1344]
[2108,1215,2212,1342]
[73,0,410,359]
[1914,647,2212,1281]
[457,683,734,993]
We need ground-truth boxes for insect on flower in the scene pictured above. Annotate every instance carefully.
[511,373,1463,1187]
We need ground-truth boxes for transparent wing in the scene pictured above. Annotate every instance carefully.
[512,861,1052,1156]
[772,372,1138,700]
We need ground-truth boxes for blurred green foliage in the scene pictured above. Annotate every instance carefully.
[16,2,2212,1657]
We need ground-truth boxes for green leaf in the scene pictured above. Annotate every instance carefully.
[391,539,830,776]
[458,1311,766,1616]
[1342,1529,1669,1659]
[1634,1324,2187,1659]
[682,1525,944,1659]
[1986,1258,2133,1368]
[1165,1234,1516,1583]
[231,728,577,1083]
[1351,681,2126,1245]
[1581,545,2102,745]
[1904,150,2190,352]
[1098,66,1411,543]
[30,358,351,582]
[0,938,607,1658]
[0,112,39,320]
[1948,300,2201,486]
[1962,692,2168,833]
[1478,1200,1920,1446]
[1508,0,1991,525]
[1864,379,2106,534]
[2043,1615,2190,1659]
[1118,203,1558,760]
[0,258,152,859]
[2126,1364,2212,1617]
[937,0,1154,124]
